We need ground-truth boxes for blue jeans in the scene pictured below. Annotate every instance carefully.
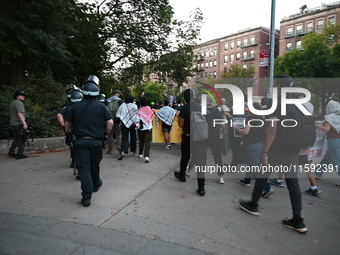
[327,138,340,177]
[244,142,271,190]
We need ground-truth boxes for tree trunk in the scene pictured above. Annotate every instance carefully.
[6,0,26,87]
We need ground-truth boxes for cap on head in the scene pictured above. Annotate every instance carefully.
[113,89,122,96]
[13,90,26,99]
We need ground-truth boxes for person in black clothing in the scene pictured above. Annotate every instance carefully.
[204,95,225,184]
[174,89,206,195]
[239,74,307,233]
[65,76,113,207]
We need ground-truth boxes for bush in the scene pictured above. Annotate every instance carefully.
[0,75,65,139]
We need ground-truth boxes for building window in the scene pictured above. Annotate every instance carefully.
[224,42,228,51]
[230,54,234,63]
[250,50,254,58]
[223,67,228,73]
[306,22,313,33]
[317,19,324,30]
[328,16,335,25]
[224,55,228,63]
[236,40,241,48]
[230,41,234,50]
[249,63,254,67]
[287,27,293,36]
[243,38,248,47]
[209,61,213,67]
[205,51,209,57]
[200,63,204,68]
[250,36,255,45]
[213,60,217,67]
[209,72,212,77]
[214,49,217,56]
[296,24,302,34]
[243,51,248,59]
[213,71,217,78]
[286,42,292,50]
[236,52,241,60]
[296,40,302,49]
[205,62,208,68]
[243,64,247,68]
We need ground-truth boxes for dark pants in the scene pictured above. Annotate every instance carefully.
[180,135,205,185]
[121,124,137,153]
[251,152,302,219]
[138,129,152,157]
[75,139,103,200]
[203,135,224,176]
[9,124,26,155]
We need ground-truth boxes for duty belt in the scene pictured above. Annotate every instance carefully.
[77,136,101,140]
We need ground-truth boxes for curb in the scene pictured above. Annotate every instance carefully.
[0,136,68,154]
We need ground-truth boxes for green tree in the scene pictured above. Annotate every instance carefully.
[274,24,340,115]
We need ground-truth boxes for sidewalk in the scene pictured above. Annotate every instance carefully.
[0,141,339,255]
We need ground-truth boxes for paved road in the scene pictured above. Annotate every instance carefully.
[0,142,339,255]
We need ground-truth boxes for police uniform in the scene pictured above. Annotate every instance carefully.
[65,98,112,206]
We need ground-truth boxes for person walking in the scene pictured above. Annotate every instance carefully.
[316,100,340,187]
[239,74,308,233]
[106,90,124,155]
[232,102,274,198]
[116,94,138,160]
[65,76,113,207]
[174,89,206,195]
[8,90,29,159]
[135,98,154,163]
[155,99,176,149]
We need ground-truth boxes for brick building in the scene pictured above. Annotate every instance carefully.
[190,27,279,97]
[279,1,340,56]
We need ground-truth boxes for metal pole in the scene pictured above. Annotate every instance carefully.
[268,0,276,98]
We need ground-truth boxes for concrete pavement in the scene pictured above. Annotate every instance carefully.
[0,139,339,255]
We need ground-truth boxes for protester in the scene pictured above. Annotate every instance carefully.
[155,99,176,149]
[116,94,138,160]
[232,102,273,197]
[174,89,206,195]
[316,100,340,187]
[239,74,308,233]
[135,98,154,163]
[106,90,124,155]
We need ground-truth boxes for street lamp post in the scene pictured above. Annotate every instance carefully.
[268,0,276,98]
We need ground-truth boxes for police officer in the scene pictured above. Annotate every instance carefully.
[65,75,113,207]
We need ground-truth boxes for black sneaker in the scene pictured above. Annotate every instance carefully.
[81,198,91,207]
[239,179,251,187]
[93,179,103,192]
[196,187,206,196]
[174,171,186,182]
[16,154,28,160]
[262,188,274,198]
[7,151,16,158]
[239,199,260,216]
[282,218,308,233]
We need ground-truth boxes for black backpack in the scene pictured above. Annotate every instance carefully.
[282,104,316,148]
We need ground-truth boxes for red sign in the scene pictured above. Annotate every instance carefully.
[259,49,269,67]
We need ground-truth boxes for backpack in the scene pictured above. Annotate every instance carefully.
[282,104,316,148]
[107,100,120,120]
[191,111,208,142]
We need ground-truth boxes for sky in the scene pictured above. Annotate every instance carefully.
[169,0,339,43]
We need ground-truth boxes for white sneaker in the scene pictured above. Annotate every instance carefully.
[185,169,191,177]
[139,154,143,158]
[218,177,224,184]
[145,156,150,163]
[165,145,170,150]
